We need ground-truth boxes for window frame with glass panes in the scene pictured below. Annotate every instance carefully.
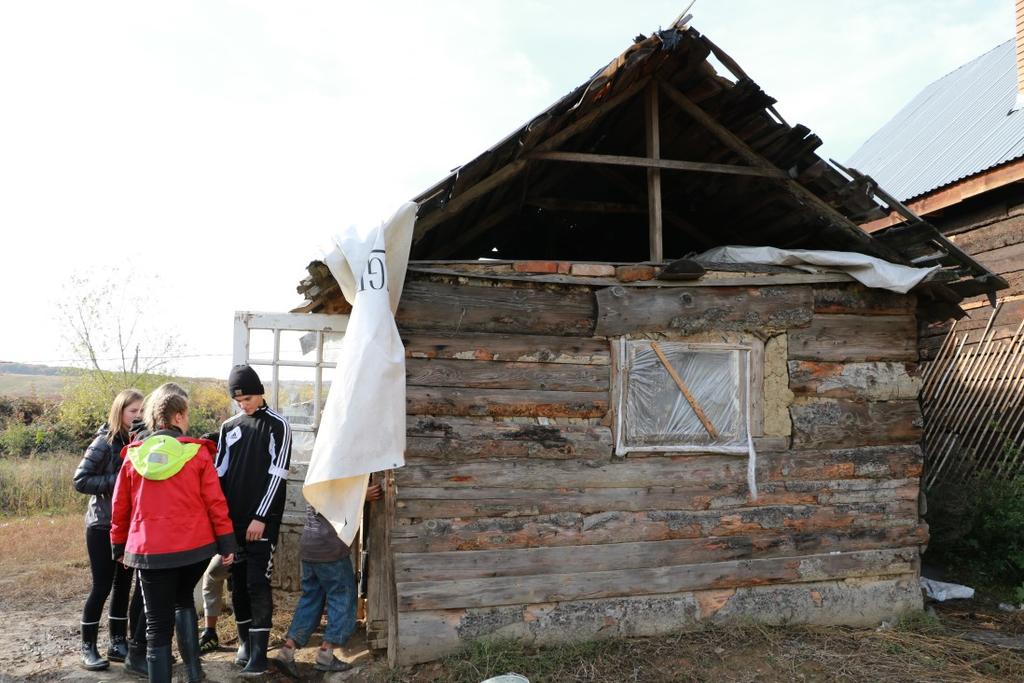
[232,311,348,464]
[613,338,764,456]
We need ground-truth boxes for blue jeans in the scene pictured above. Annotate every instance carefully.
[286,556,356,648]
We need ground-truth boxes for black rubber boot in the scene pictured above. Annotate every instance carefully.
[174,608,204,683]
[238,630,269,678]
[147,644,173,683]
[234,621,250,666]
[80,622,109,671]
[123,638,148,678]
[107,618,129,662]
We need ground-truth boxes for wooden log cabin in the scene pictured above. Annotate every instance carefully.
[282,18,1003,666]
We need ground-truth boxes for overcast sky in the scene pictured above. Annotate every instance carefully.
[0,0,1011,378]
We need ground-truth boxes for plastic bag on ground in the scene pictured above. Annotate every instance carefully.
[920,577,975,601]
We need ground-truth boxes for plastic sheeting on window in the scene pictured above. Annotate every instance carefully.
[616,340,759,499]
[619,341,748,452]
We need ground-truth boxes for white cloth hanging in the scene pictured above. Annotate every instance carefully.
[303,202,416,545]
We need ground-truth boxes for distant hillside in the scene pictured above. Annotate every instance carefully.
[0,363,78,398]
[0,363,229,401]
[0,362,78,376]
[0,374,66,399]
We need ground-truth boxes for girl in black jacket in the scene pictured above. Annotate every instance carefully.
[73,388,143,671]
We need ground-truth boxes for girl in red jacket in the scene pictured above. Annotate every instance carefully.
[111,392,236,683]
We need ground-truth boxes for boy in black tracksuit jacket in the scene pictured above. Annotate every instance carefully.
[215,364,291,677]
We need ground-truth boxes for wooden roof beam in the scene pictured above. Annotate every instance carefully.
[656,79,907,264]
[526,151,787,178]
[836,162,1009,290]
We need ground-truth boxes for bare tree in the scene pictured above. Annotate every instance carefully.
[56,268,185,393]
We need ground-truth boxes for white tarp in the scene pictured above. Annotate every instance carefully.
[693,246,939,294]
[920,577,975,601]
[303,202,416,545]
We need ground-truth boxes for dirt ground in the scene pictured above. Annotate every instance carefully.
[0,515,384,682]
[5,514,1024,683]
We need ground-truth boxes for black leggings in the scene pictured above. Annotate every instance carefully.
[138,560,208,648]
[82,526,133,626]
[129,574,146,645]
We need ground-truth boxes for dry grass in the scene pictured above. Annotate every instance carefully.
[0,513,90,610]
[0,453,84,515]
[206,588,301,651]
[0,373,65,399]
[379,616,1024,683]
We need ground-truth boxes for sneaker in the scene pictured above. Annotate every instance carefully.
[198,630,219,655]
[273,648,300,679]
[314,653,352,673]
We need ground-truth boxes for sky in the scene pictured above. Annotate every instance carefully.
[0,0,1012,379]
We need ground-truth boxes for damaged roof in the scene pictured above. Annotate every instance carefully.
[301,19,1006,319]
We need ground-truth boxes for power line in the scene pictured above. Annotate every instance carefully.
[3,352,235,365]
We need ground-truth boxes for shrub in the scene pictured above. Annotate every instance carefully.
[0,422,37,456]
[57,372,233,446]
[58,371,171,444]
[0,372,233,456]
[187,382,233,437]
[0,418,77,457]
[0,394,83,456]
[926,474,1024,592]
[0,396,49,427]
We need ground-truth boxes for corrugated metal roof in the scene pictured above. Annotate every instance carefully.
[848,40,1024,201]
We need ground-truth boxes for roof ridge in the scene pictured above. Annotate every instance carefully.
[929,38,1012,85]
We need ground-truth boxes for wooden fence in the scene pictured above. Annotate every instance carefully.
[922,303,1024,489]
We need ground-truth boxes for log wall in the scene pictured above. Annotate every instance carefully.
[921,192,1024,360]
[908,190,1024,488]
[384,274,925,665]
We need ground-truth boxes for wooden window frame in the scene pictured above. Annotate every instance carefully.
[232,311,348,439]
[612,338,764,455]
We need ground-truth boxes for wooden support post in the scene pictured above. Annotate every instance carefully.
[384,469,400,667]
[645,82,663,263]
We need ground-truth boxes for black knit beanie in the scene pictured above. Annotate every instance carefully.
[228,364,265,398]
